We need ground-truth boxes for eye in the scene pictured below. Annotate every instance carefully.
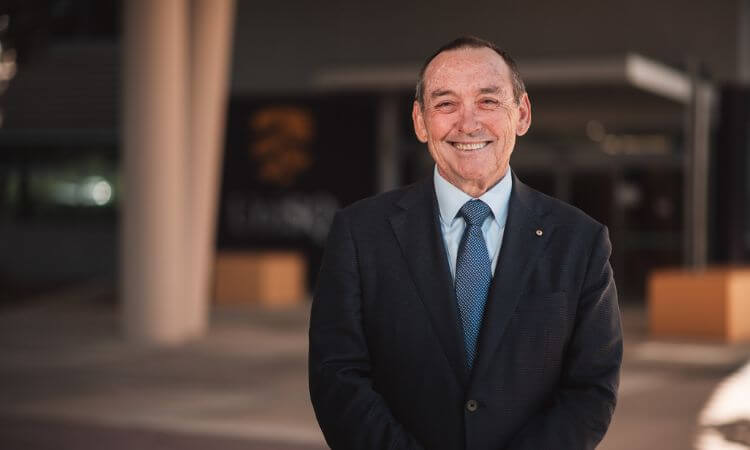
[480,98,499,106]
[433,101,457,112]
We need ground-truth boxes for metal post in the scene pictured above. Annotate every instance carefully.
[683,61,712,269]
[739,0,750,83]
[376,94,400,192]
[611,168,626,300]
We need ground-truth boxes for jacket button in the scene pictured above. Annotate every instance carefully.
[466,399,478,412]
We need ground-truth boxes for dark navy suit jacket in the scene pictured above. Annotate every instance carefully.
[309,172,623,450]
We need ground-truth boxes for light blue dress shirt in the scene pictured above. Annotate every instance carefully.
[433,165,512,279]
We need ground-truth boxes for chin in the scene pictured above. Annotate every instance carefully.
[454,164,491,181]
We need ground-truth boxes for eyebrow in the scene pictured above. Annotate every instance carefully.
[478,86,501,94]
[430,89,455,99]
[429,85,503,99]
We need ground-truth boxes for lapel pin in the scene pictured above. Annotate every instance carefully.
[535,229,543,236]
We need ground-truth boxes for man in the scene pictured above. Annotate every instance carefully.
[309,36,622,450]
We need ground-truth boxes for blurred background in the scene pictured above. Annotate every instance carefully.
[1,0,749,449]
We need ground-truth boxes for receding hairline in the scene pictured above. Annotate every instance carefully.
[415,37,526,108]
[422,50,513,100]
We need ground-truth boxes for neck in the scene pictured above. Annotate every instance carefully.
[439,167,509,198]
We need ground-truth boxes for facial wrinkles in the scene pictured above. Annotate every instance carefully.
[426,90,515,146]
[426,88,516,146]
[417,47,524,196]
[425,51,508,106]
[435,99,516,190]
[446,100,515,141]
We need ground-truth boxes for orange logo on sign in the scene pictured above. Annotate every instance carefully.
[249,106,314,186]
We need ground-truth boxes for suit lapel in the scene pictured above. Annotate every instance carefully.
[389,179,469,388]
[470,174,553,383]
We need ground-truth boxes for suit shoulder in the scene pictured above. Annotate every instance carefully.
[336,181,421,224]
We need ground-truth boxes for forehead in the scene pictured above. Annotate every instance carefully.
[423,47,511,95]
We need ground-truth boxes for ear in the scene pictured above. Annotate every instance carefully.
[412,101,429,143]
[515,92,532,136]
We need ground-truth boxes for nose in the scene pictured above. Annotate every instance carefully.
[458,105,481,134]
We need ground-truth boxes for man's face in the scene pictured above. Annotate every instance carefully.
[412,47,531,197]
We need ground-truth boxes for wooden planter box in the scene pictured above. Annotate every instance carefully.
[214,251,306,308]
[648,267,750,342]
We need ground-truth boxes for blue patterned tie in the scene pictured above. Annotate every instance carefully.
[455,199,493,370]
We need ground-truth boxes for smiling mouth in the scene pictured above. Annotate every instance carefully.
[450,141,491,151]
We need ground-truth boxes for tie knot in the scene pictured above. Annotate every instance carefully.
[459,200,492,226]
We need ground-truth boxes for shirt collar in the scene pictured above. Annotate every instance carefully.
[433,165,513,227]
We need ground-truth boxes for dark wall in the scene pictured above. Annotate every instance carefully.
[712,85,750,263]
[231,0,743,94]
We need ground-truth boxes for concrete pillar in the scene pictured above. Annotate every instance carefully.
[121,0,189,344]
[185,0,236,336]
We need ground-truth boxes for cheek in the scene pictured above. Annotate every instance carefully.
[488,115,517,145]
[425,113,455,138]
[428,138,450,163]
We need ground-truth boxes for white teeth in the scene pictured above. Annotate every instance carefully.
[453,142,488,150]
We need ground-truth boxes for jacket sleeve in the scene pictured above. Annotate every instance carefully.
[507,225,623,450]
[308,211,424,450]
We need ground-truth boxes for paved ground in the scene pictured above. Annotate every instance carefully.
[601,313,750,450]
[1,282,749,449]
